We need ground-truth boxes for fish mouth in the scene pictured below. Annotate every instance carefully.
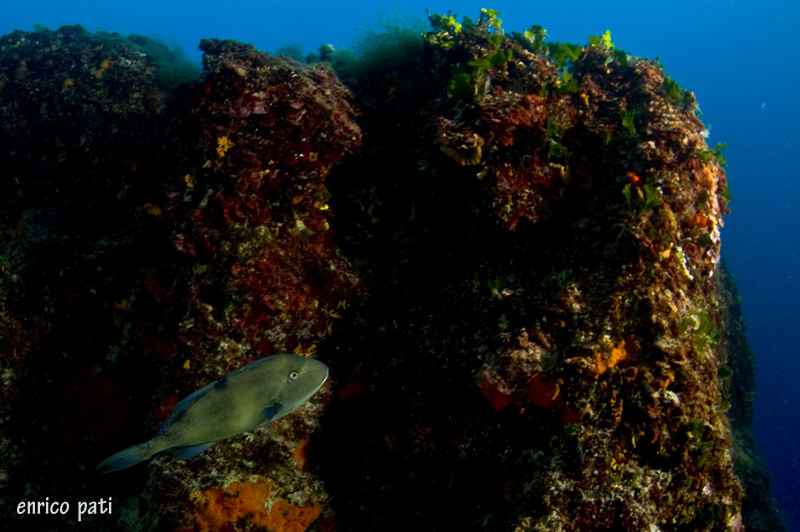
[317,367,330,389]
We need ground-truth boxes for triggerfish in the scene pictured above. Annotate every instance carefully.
[96,354,329,474]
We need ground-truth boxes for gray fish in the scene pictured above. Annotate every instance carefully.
[96,354,329,474]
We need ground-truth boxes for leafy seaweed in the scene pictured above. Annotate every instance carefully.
[694,143,727,166]
[548,42,582,69]
[447,71,476,99]
[622,183,633,207]
[610,48,629,66]
[488,33,504,49]
[697,233,713,248]
[719,387,731,412]
[720,184,732,203]
[681,312,720,351]
[588,30,614,51]
[479,8,503,31]
[620,109,636,135]
[446,48,510,101]
[717,365,733,379]
[662,75,697,109]
[521,25,548,55]
[426,10,462,49]
[663,76,683,101]
[545,117,567,158]
[428,9,515,102]
[428,12,462,35]
[557,70,578,93]
[623,183,662,212]
[640,184,663,210]
[489,48,513,66]
[545,269,576,289]
[710,143,727,166]
[696,189,711,208]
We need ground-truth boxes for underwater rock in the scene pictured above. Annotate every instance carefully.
[0,24,182,531]
[0,27,360,532]
[145,39,361,530]
[318,9,779,532]
[0,11,784,532]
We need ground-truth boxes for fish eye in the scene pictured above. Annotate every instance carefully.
[288,371,299,382]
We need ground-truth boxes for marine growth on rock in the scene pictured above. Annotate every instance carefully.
[0,11,783,532]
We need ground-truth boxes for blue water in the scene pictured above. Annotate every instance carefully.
[4,0,798,529]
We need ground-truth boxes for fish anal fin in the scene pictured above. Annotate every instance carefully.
[170,442,214,461]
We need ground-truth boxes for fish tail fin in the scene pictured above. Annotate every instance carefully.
[96,440,160,474]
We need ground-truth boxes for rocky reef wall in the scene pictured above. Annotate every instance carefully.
[0,13,784,532]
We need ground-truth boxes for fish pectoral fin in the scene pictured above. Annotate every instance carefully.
[169,442,214,461]
[262,403,283,423]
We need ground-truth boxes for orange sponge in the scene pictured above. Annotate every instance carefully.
[191,478,322,532]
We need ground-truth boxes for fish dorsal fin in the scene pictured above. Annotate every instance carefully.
[168,380,217,420]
